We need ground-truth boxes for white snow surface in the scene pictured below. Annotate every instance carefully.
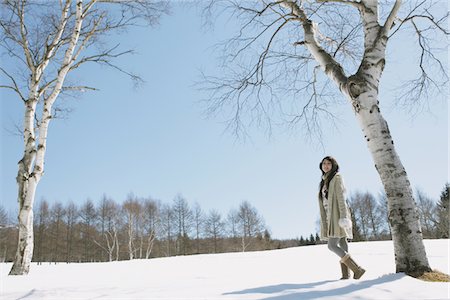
[1,239,449,300]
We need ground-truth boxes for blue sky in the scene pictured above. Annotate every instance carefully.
[1,3,448,239]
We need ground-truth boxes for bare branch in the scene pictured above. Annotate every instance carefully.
[200,1,355,139]
[281,1,348,89]
[18,1,35,72]
[316,0,362,9]
[40,0,71,67]
[396,17,448,108]
[0,66,26,101]
[333,23,362,58]
[382,0,401,36]
[390,1,449,38]
[71,12,106,63]
[387,1,449,109]
[61,85,99,92]
[2,120,23,138]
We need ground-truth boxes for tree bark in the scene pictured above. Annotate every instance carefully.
[9,97,40,275]
[354,90,430,274]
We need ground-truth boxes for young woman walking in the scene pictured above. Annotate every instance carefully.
[318,156,365,280]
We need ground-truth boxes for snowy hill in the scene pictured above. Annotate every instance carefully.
[1,239,448,300]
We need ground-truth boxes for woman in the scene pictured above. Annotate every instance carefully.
[318,156,365,280]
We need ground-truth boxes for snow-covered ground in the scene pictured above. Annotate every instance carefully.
[1,239,448,300]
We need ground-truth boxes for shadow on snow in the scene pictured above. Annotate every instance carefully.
[223,273,405,300]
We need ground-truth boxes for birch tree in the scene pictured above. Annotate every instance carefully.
[95,196,119,262]
[237,201,265,252]
[0,0,169,275]
[203,0,447,275]
[122,195,141,260]
[142,198,160,259]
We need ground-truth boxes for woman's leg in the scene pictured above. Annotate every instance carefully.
[338,237,348,252]
[328,237,347,258]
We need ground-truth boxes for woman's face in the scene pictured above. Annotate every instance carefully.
[321,159,333,173]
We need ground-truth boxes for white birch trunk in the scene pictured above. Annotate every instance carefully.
[105,232,114,262]
[10,0,85,275]
[94,229,116,262]
[354,90,430,273]
[281,0,431,275]
[145,231,156,259]
[127,217,134,260]
[115,232,120,261]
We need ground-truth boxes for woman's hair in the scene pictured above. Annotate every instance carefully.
[318,156,340,200]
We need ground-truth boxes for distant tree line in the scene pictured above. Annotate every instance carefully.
[1,183,448,262]
[0,194,272,263]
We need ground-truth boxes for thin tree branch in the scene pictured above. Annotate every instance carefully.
[0,66,26,101]
[316,0,362,9]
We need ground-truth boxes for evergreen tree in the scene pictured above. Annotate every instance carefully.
[299,236,305,246]
[436,184,449,238]
[308,234,315,245]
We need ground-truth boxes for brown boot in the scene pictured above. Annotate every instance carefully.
[340,262,350,280]
[340,254,365,279]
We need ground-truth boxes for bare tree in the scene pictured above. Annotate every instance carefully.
[142,198,160,259]
[192,202,205,254]
[415,189,437,238]
[172,194,193,255]
[94,195,120,262]
[226,208,240,251]
[0,206,9,227]
[159,204,175,257]
[122,194,142,260]
[377,190,391,239]
[49,202,66,263]
[0,0,170,275]
[79,199,97,262]
[34,199,50,264]
[237,201,265,252]
[349,191,384,240]
[203,0,448,275]
[227,209,239,238]
[349,192,370,240]
[64,201,78,263]
[204,209,225,253]
[0,205,12,262]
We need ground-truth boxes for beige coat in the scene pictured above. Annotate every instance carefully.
[318,173,353,241]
